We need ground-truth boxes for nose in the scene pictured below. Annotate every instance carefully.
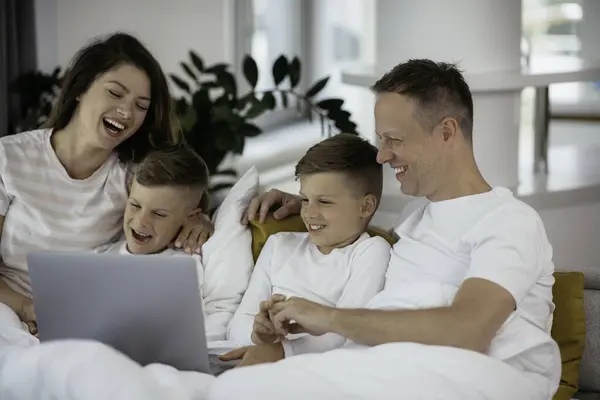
[376,147,394,165]
[302,202,320,220]
[117,103,132,119]
[134,210,151,228]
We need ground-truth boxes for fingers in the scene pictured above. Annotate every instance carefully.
[285,322,306,335]
[174,224,192,250]
[270,294,287,303]
[218,346,248,361]
[242,196,261,225]
[192,231,211,254]
[258,191,279,224]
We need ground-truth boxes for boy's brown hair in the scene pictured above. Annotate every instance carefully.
[295,133,383,203]
[134,143,211,211]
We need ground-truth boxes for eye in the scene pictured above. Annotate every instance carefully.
[300,198,308,203]
[129,201,140,208]
[153,212,167,218]
[319,199,332,205]
[108,89,122,98]
[136,102,149,112]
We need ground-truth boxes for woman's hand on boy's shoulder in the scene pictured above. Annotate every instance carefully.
[174,212,214,254]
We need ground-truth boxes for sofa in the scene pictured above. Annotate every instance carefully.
[249,216,591,400]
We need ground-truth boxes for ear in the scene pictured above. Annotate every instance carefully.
[439,117,460,142]
[360,194,378,218]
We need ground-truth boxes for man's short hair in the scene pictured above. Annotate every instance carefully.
[135,143,210,211]
[295,133,383,202]
[371,59,474,141]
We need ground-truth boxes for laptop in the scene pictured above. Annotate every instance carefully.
[27,251,214,373]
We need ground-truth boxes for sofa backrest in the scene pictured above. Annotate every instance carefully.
[559,265,600,394]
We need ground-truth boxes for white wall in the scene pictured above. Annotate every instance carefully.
[34,0,234,80]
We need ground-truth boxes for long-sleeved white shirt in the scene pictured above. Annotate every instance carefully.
[99,241,237,341]
[227,231,391,357]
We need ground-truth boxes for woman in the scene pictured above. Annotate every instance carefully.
[0,32,213,324]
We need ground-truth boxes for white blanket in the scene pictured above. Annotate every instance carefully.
[0,300,551,400]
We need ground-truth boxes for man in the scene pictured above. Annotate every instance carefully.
[210,59,561,399]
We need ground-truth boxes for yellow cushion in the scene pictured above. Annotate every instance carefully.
[551,271,586,400]
[249,215,396,262]
[249,218,587,399]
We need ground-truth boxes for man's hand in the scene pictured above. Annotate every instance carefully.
[218,343,285,367]
[242,189,302,225]
[270,297,335,337]
[252,295,287,344]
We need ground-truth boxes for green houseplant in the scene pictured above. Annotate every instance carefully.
[169,51,359,189]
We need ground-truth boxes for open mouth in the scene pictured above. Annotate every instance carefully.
[307,224,326,233]
[103,117,127,137]
[131,228,152,243]
[394,165,408,178]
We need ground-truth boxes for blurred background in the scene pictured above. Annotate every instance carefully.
[1,0,599,269]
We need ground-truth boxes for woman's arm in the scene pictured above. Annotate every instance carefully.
[0,216,35,321]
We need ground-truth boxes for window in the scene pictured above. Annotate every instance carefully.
[233,0,306,130]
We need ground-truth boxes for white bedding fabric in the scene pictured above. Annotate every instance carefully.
[0,302,551,400]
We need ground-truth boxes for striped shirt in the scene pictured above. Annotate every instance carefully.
[0,129,129,296]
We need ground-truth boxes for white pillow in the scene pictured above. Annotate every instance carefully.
[200,166,259,342]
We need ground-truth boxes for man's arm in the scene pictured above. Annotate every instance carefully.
[273,207,546,353]
[326,278,514,352]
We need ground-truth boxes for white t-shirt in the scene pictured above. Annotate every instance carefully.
[227,231,391,356]
[99,241,240,342]
[0,129,129,296]
[358,187,561,394]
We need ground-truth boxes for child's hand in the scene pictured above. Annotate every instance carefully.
[251,295,287,344]
[174,212,214,254]
[18,296,36,323]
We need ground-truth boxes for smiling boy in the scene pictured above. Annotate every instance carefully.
[226,133,391,358]
[98,144,241,340]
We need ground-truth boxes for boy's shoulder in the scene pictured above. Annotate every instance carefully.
[267,231,310,249]
[351,233,392,255]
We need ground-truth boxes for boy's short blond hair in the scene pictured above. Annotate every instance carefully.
[134,143,210,211]
[294,133,383,204]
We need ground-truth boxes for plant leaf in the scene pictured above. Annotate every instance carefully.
[242,55,259,88]
[305,77,329,98]
[317,98,344,111]
[334,119,358,134]
[245,100,268,119]
[205,63,229,74]
[242,122,262,137]
[181,106,197,131]
[289,57,301,88]
[215,71,237,96]
[169,74,191,93]
[181,62,198,82]
[272,55,289,86]
[261,91,276,110]
[280,91,289,108]
[189,51,205,73]
[232,133,245,154]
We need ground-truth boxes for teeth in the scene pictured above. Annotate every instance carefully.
[309,225,325,231]
[395,166,408,174]
[104,117,125,130]
[133,229,150,238]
